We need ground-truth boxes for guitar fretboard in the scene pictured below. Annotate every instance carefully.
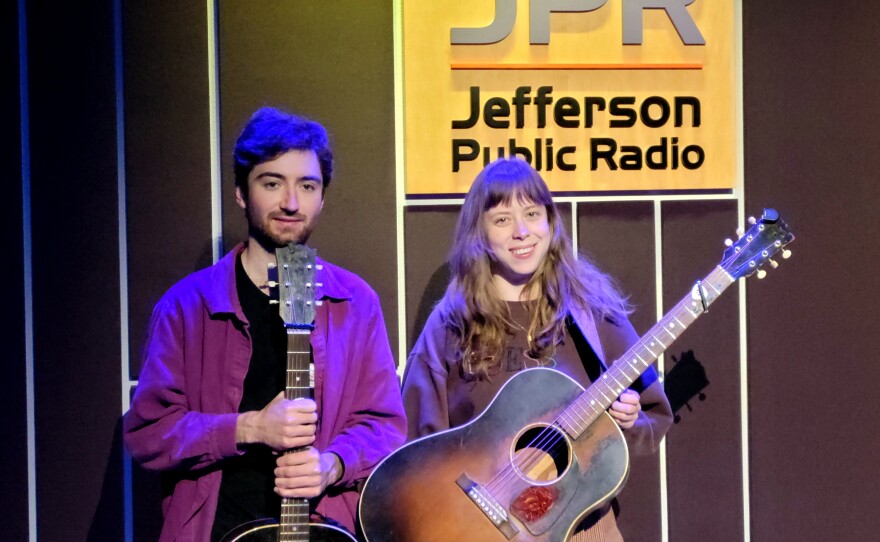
[281,329,313,542]
[286,330,313,400]
[557,266,734,438]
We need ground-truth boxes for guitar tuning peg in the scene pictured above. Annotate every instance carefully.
[782,249,792,259]
[267,262,276,269]
[316,264,323,270]
[768,259,779,269]
[747,216,756,225]
[315,282,323,288]
[269,300,279,305]
[267,281,278,288]
[756,269,767,279]
[724,238,733,247]
[736,227,744,237]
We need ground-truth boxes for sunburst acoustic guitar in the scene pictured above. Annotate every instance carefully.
[359,209,794,542]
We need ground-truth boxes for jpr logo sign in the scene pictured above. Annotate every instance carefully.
[451,0,705,45]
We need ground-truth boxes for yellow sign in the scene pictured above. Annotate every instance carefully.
[401,0,738,195]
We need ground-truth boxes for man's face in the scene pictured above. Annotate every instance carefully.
[236,150,325,248]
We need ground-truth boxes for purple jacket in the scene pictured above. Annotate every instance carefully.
[123,244,406,541]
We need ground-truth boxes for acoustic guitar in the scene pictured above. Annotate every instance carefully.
[222,244,356,542]
[359,210,794,541]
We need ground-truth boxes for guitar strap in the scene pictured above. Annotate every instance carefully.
[566,314,606,382]
[566,315,655,394]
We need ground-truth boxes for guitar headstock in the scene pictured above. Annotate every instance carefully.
[720,208,795,280]
[270,243,318,329]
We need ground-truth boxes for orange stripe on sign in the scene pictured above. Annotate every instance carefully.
[450,63,703,70]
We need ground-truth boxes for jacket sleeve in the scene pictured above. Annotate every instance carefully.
[401,309,452,440]
[323,296,407,486]
[599,316,674,455]
[122,296,241,472]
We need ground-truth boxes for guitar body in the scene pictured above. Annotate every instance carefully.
[361,210,796,542]
[360,368,629,542]
[220,518,357,542]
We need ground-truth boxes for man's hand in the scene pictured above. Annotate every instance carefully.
[608,389,641,430]
[235,392,317,450]
[274,449,343,498]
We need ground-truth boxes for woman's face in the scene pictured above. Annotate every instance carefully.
[482,197,551,299]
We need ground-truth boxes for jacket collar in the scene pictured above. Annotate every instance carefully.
[201,243,353,320]
[314,256,353,301]
[202,243,247,319]
[569,305,606,366]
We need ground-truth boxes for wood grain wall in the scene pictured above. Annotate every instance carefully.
[6,1,879,540]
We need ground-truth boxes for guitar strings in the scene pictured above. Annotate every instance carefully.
[482,352,632,496]
[482,373,618,497]
[484,335,661,497]
[487,300,698,496]
[486,228,773,498]
[481,297,704,501]
[475,245,778,518]
[280,257,314,538]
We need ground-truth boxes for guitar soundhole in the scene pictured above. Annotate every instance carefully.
[510,424,571,484]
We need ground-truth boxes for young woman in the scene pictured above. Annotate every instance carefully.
[402,157,673,541]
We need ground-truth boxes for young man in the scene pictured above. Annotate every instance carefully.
[123,107,406,541]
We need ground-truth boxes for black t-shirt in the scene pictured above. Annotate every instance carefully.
[210,255,288,541]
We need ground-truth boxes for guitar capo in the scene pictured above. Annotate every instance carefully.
[694,280,709,313]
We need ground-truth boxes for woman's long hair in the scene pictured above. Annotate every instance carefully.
[438,157,631,377]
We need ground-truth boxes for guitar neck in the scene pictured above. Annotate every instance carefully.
[558,265,734,439]
[281,329,313,541]
[285,329,312,401]
[270,243,322,541]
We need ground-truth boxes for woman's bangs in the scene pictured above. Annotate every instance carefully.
[481,162,552,211]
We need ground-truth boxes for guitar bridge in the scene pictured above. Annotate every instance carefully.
[455,474,519,540]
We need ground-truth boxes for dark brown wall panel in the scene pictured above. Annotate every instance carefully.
[123,3,214,538]
[3,1,29,540]
[578,201,662,541]
[743,2,880,540]
[578,202,656,333]
[9,1,880,540]
[123,1,213,379]
[404,207,458,351]
[661,200,741,542]
[27,0,123,539]
[218,0,399,359]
